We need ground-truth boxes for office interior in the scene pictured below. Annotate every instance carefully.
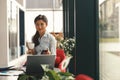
[4,0,120,80]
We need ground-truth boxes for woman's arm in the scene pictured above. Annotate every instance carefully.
[49,36,57,55]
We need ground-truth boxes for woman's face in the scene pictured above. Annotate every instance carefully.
[35,20,47,33]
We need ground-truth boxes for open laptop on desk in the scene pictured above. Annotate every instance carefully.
[26,55,55,75]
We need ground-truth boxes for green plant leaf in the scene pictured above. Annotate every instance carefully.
[18,74,38,80]
[46,70,61,80]
[57,72,74,76]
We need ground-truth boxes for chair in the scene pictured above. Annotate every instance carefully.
[55,49,72,72]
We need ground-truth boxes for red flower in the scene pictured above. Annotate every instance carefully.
[75,74,94,80]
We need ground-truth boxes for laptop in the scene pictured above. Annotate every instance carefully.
[26,55,55,75]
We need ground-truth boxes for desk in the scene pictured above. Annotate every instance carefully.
[0,76,18,80]
[0,69,24,80]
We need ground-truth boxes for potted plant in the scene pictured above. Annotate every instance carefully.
[17,68,75,80]
[59,37,76,56]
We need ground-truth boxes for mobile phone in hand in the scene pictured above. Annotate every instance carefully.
[41,50,48,54]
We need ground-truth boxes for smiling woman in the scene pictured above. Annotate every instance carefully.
[25,10,63,42]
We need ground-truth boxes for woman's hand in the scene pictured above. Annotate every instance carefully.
[27,49,35,55]
[41,49,51,55]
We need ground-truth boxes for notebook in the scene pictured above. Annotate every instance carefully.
[26,55,55,75]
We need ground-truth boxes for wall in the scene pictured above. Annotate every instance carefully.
[0,0,9,66]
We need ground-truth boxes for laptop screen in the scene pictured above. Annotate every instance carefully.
[26,55,55,75]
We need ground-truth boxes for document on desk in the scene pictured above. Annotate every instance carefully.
[0,66,14,71]
[0,70,23,76]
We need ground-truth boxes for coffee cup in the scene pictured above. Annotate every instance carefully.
[26,42,35,49]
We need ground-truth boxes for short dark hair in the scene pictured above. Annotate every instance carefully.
[34,14,48,25]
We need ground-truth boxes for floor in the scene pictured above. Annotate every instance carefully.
[100,42,120,80]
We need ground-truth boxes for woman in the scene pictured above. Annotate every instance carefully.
[28,14,56,55]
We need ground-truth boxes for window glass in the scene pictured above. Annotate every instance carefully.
[99,0,120,80]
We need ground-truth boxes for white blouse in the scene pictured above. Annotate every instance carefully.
[35,31,57,55]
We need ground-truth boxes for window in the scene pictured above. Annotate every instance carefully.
[99,0,120,80]
[25,10,63,42]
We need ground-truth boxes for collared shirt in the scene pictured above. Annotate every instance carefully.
[35,31,56,55]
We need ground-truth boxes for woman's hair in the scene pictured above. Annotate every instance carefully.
[32,14,48,46]
[34,14,48,25]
